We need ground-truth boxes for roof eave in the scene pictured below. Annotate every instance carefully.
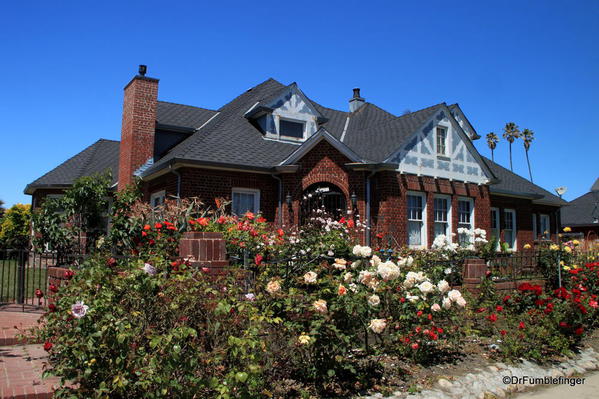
[140,158,276,181]
[24,183,72,195]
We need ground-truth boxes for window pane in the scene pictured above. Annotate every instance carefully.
[408,221,422,246]
[233,192,256,215]
[434,198,448,222]
[279,120,304,138]
[436,127,446,155]
[434,222,447,237]
[458,200,471,224]
[407,195,423,220]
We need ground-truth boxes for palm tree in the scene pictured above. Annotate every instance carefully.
[486,132,499,161]
[502,122,520,171]
[521,128,534,182]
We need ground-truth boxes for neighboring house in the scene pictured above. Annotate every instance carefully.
[24,66,567,250]
[561,178,599,240]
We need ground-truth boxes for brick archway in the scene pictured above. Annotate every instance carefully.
[301,182,348,222]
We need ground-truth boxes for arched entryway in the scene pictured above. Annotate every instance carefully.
[301,182,347,222]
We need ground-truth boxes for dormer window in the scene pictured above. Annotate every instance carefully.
[436,127,447,156]
[279,118,305,140]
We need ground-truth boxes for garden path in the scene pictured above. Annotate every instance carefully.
[0,304,57,399]
[514,371,599,399]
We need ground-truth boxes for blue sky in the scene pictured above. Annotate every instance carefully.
[1,0,597,207]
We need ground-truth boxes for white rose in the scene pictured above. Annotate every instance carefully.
[418,281,435,294]
[349,283,358,292]
[343,272,353,283]
[370,255,381,267]
[431,303,441,312]
[303,271,318,284]
[456,297,467,308]
[442,297,452,309]
[407,295,419,303]
[368,294,380,306]
[361,246,372,258]
[437,280,450,293]
[377,261,400,281]
[334,258,347,270]
[358,270,375,285]
[368,318,387,334]
[447,289,462,302]
[313,299,327,313]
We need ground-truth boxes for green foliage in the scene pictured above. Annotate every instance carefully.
[32,172,112,255]
[0,203,31,249]
[105,183,143,254]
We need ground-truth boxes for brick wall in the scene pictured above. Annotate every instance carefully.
[373,171,491,247]
[490,195,561,250]
[118,75,159,190]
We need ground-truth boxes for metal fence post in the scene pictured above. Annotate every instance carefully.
[17,250,26,304]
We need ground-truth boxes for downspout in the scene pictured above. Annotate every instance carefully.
[169,164,182,200]
[365,169,377,247]
[271,174,283,226]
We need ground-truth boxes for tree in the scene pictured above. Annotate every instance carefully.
[521,128,535,182]
[0,199,5,219]
[0,204,31,249]
[502,122,520,171]
[486,132,499,161]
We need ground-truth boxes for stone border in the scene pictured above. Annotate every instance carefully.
[360,348,599,399]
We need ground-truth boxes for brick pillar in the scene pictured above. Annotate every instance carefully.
[179,232,230,275]
[461,257,488,293]
[47,266,72,305]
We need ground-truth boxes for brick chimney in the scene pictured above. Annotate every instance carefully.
[118,65,159,190]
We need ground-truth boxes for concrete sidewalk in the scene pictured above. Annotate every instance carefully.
[514,371,599,399]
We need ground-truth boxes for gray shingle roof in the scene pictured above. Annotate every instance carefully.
[561,181,599,226]
[483,156,567,206]
[156,101,218,129]
[342,103,444,162]
[25,139,119,194]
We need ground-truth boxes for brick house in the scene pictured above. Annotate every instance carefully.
[561,178,599,241]
[25,66,566,250]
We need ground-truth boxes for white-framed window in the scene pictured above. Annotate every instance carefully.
[278,118,305,140]
[433,195,451,238]
[232,188,260,216]
[436,126,448,156]
[457,197,474,244]
[503,209,517,249]
[540,214,550,239]
[491,207,500,240]
[407,192,427,248]
[532,213,538,240]
[150,190,166,208]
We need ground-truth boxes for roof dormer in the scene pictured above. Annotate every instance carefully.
[245,83,327,143]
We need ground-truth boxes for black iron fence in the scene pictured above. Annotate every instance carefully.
[0,249,87,306]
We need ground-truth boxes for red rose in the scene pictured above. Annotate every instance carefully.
[48,304,57,312]
[197,217,209,226]
[518,321,525,329]
[244,211,255,220]
[254,254,264,266]
[256,216,267,223]
[503,295,511,303]
[142,231,147,237]
[346,219,355,228]
[155,223,163,229]
[106,257,117,267]
[217,216,227,224]
[277,228,284,237]
[427,314,433,320]
[339,217,347,224]
[559,322,569,328]
[416,310,423,317]
[49,284,58,293]
[400,297,406,303]
[35,289,44,298]
[496,305,503,312]
[500,330,507,336]
[376,232,384,239]
[143,224,151,230]
[43,342,53,351]
[487,314,498,323]
[64,270,75,279]
[476,307,487,313]
[201,267,210,273]
[411,343,419,350]
[575,327,584,335]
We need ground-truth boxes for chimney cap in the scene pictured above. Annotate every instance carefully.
[138,65,147,76]
[353,87,361,98]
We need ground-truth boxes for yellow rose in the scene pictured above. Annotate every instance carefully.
[550,244,559,251]
[563,266,571,271]
[573,264,579,269]
[313,299,328,313]
[266,279,281,294]
[523,243,532,249]
[564,246,572,253]
[573,240,580,246]
[563,227,572,232]
[298,333,311,345]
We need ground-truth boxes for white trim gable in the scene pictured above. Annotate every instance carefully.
[279,128,363,165]
[384,105,492,184]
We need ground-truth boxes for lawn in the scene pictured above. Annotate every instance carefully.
[0,258,47,304]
